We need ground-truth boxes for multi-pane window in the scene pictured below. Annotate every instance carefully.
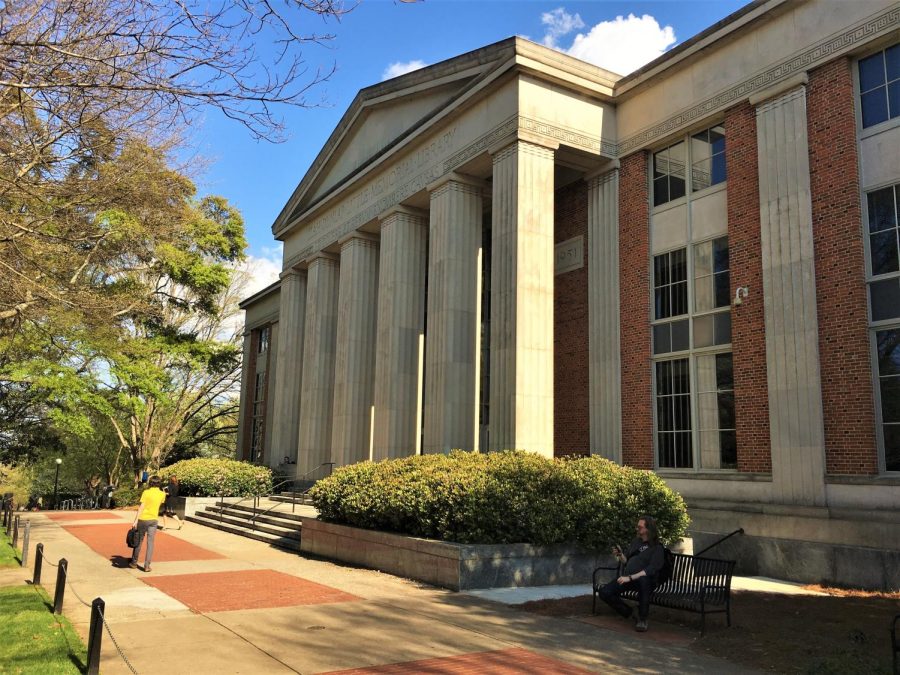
[257,325,270,354]
[653,237,734,469]
[867,183,900,471]
[250,372,266,463]
[858,44,900,129]
[690,126,726,192]
[653,124,726,206]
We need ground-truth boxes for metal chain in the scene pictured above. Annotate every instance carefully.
[43,557,59,568]
[98,605,139,675]
[64,574,93,608]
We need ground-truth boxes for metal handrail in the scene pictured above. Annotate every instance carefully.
[694,528,744,557]
[216,462,334,525]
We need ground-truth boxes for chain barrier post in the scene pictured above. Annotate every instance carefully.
[12,515,19,547]
[86,597,105,675]
[53,558,67,614]
[2,504,8,531]
[33,543,43,585]
[21,521,30,567]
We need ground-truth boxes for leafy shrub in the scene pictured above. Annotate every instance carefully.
[310,451,690,548]
[0,464,33,509]
[159,458,272,497]
[111,485,142,508]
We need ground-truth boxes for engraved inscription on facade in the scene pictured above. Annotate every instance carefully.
[555,236,584,275]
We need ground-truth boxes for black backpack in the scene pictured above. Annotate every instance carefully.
[656,546,675,585]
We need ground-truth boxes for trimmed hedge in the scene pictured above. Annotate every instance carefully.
[160,458,272,497]
[309,451,690,548]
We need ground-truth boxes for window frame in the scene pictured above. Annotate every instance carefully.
[855,41,900,141]
[652,123,727,209]
[863,181,900,474]
[650,235,735,472]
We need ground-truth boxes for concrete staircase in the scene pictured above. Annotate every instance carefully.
[186,501,304,552]
[267,491,316,507]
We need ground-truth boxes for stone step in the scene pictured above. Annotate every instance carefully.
[198,508,301,540]
[270,493,315,506]
[186,513,302,552]
[208,501,306,524]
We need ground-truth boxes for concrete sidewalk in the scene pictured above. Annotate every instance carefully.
[3,511,761,674]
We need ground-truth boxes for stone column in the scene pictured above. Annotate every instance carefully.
[587,166,622,463]
[331,233,380,467]
[423,173,485,454]
[268,269,306,465]
[751,75,826,506]
[372,207,428,460]
[297,253,340,477]
[489,139,556,456]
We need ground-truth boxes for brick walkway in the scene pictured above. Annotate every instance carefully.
[10,511,756,674]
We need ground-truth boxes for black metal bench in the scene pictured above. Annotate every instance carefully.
[592,552,736,635]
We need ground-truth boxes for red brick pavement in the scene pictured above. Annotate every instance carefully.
[45,511,121,521]
[141,569,359,612]
[324,647,593,674]
[62,523,223,561]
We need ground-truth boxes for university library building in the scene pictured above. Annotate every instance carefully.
[237,0,900,588]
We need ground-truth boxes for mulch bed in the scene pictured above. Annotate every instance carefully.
[519,590,900,674]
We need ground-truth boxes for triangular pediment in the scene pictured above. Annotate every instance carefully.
[273,38,520,236]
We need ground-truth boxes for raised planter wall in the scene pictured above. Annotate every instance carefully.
[299,518,609,590]
[178,496,244,519]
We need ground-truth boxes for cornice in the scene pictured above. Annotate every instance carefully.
[616,4,898,156]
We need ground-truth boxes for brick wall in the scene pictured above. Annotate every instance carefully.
[807,58,878,474]
[554,180,590,457]
[725,102,772,473]
[619,152,653,469]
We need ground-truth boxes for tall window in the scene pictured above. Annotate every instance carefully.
[858,43,900,129]
[653,124,726,207]
[653,236,735,469]
[250,372,266,463]
[866,183,900,471]
[257,325,270,354]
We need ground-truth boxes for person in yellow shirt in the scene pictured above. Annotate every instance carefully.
[130,476,167,572]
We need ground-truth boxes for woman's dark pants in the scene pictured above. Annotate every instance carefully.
[599,576,654,620]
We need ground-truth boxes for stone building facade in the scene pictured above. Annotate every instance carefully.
[238,0,900,588]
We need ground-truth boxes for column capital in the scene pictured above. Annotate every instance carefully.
[487,135,559,159]
[338,231,379,249]
[305,251,339,268]
[279,265,306,280]
[378,204,428,223]
[584,159,620,185]
[426,171,486,195]
[749,72,808,108]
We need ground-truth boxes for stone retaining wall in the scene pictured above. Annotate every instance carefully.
[299,518,609,590]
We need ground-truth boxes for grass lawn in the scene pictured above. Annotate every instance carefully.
[0,585,87,674]
[1,530,21,567]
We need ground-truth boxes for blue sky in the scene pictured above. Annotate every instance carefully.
[192,0,748,293]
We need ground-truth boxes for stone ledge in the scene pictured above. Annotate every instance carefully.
[299,518,608,591]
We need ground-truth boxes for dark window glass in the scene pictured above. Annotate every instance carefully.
[673,358,691,394]
[670,175,686,201]
[713,238,729,272]
[709,126,726,155]
[868,187,897,233]
[714,312,732,345]
[862,89,890,128]
[871,279,900,321]
[887,43,900,81]
[871,231,900,275]
[885,424,900,471]
[718,392,736,428]
[719,430,737,469]
[653,177,669,206]
[878,329,900,376]
[653,323,672,355]
[657,360,672,395]
[714,273,731,308]
[716,353,734,389]
[881,376,900,423]
[711,153,727,185]
[859,51,886,92]
[671,248,687,282]
[890,80,900,119]
[671,318,690,352]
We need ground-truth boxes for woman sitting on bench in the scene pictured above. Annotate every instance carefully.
[597,515,665,632]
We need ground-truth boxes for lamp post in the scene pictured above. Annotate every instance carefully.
[53,458,62,510]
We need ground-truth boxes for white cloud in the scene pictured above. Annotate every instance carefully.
[239,246,283,298]
[382,60,428,81]
[553,13,677,76]
[540,8,585,48]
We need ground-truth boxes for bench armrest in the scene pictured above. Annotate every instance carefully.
[593,564,621,588]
